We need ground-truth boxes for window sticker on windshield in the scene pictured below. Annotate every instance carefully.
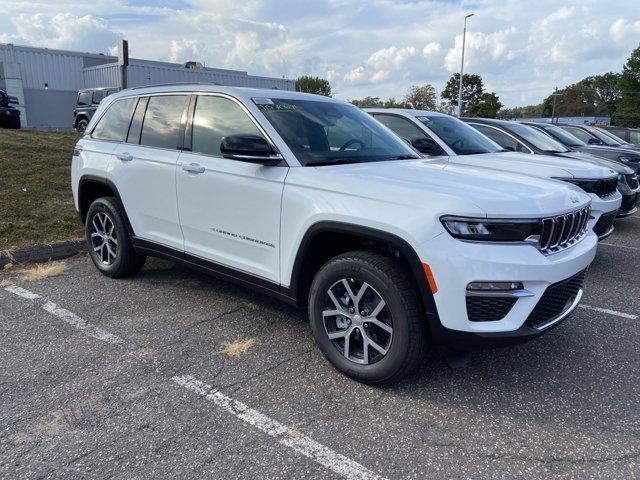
[252,97,275,105]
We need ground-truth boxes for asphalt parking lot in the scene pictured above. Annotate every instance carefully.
[1,215,639,480]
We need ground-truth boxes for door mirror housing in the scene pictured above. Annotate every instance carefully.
[587,137,603,145]
[220,134,283,165]
[411,137,443,155]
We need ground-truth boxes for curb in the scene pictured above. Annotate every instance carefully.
[0,240,85,268]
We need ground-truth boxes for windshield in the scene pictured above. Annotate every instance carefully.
[504,122,570,152]
[417,115,502,155]
[592,127,627,145]
[540,124,586,147]
[254,98,419,166]
[584,126,621,146]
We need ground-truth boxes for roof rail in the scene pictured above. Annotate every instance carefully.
[129,81,220,90]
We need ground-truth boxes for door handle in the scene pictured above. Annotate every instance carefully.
[116,152,133,162]
[182,163,205,174]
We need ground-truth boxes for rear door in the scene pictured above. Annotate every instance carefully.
[110,94,189,250]
[176,94,287,283]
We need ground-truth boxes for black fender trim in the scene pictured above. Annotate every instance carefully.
[288,221,443,336]
[78,175,135,236]
[131,237,298,306]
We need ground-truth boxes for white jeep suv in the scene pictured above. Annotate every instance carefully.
[72,85,597,384]
[366,108,621,238]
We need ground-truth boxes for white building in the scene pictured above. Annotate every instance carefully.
[0,43,295,129]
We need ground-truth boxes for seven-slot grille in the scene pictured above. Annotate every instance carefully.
[538,206,590,254]
[590,177,618,198]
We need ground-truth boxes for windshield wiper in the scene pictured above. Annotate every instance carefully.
[392,154,420,160]
[305,158,365,167]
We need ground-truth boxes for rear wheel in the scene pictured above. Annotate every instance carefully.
[76,118,88,133]
[308,250,427,385]
[86,197,145,278]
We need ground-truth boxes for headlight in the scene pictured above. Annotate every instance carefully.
[440,216,541,242]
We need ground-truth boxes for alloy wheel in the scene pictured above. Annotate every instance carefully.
[90,212,118,265]
[322,278,393,365]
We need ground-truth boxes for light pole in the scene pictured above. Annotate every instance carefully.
[457,13,474,117]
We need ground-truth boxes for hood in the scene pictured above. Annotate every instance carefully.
[288,159,592,219]
[555,151,634,175]
[449,151,617,180]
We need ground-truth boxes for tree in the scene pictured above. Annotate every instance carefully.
[469,92,502,118]
[383,97,410,108]
[404,84,437,110]
[499,103,544,119]
[441,73,484,115]
[350,96,383,107]
[615,43,640,127]
[295,75,332,96]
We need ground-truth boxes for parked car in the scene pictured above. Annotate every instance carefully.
[0,89,20,129]
[74,87,119,132]
[73,85,598,384]
[522,121,640,173]
[559,124,640,152]
[367,109,621,239]
[600,126,640,146]
[459,118,638,218]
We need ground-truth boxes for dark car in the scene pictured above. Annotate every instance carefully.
[559,124,640,152]
[522,122,640,173]
[462,117,639,218]
[0,89,20,129]
[600,126,640,146]
[74,87,119,132]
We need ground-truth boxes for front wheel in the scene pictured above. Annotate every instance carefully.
[85,197,146,278]
[76,118,88,133]
[308,250,428,385]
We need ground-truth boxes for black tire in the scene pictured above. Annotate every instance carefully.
[76,118,88,133]
[85,197,146,278]
[308,250,428,385]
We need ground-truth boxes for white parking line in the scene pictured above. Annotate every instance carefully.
[173,375,385,480]
[4,285,41,300]
[599,243,640,251]
[579,304,638,320]
[42,301,124,344]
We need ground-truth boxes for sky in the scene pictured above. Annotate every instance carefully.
[0,0,639,107]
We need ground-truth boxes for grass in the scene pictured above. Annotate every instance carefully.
[18,260,68,282]
[0,129,83,250]
[217,338,259,358]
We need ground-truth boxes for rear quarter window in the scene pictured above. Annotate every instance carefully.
[91,97,137,142]
[77,92,92,106]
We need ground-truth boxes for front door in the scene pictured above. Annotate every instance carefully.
[176,94,287,283]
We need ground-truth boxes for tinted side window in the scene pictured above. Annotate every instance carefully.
[373,114,429,142]
[127,97,148,144]
[77,92,92,106]
[140,95,188,150]
[91,98,136,142]
[563,126,592,143]
[92,91,105,104]
[192,96,264,156]
[472,124,527,153]
[630,131,640,145]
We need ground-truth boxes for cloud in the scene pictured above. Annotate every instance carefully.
[0,0,637,107]
[0,13,121,53]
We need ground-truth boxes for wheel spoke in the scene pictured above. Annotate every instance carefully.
[370,298,386,319]
[343,330,351,358]
[327,289,345,312]
[364,330,388,355]
[354,282,369,307]
[328,329,349,340]
[340,279,356,304]
[368,317,393,334]
[92,218,100,234]
[362,337,369,364]
[322,309,341,318]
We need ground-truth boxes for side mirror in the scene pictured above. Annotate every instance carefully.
[220,134,283,165]
[503,145,515,152]
[587,138,602,145]
[411,137,442,155]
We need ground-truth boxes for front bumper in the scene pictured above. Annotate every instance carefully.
[417,229,597,349]
[618,192,638,217]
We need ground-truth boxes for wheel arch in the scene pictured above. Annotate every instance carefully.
[287,221,440,329]
[78,175,135,235]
